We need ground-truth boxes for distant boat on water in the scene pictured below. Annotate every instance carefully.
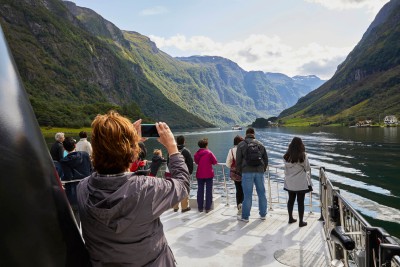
[232,125,242,130]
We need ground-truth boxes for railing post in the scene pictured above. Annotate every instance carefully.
[221,164,229,206]
[318,167,325,221]
[308,169,313,214]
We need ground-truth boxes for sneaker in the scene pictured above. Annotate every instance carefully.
[181,207,191,213]
[173,208,179,212]
[205,209,212,213]
[198,209,203,212]
[237,203,242,215]
[260,216,266,221]
[237,216,249,223]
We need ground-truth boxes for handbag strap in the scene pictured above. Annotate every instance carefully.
[231,148,236,165]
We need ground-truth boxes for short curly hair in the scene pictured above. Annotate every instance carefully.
[91,111,140,174]
[198,138,208,148]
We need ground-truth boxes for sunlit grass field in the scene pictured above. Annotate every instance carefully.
[40,127,92,138]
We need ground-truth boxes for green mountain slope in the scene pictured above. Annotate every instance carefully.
[279,0,400,125]
[0,0,324,128]
[0,0,212,128]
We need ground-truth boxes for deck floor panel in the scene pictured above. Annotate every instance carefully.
[162,204,330,267]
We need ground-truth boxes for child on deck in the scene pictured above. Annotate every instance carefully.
[149,149,167,177]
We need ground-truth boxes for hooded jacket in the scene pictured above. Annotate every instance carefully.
[194,148,217,179]
[60,151,92,206]
[283,154,312,192]
[77,154,189,267]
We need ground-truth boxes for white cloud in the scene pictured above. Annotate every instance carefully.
[150,34,352,79]
[140,6,168,16]
[305,0,389,14]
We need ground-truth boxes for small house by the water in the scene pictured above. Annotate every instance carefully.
[384,115,398,125]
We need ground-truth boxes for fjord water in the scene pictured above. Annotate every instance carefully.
[148,126,400,238]
[47,126,400,238]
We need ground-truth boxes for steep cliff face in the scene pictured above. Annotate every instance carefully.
[279,0,400,125]
[0,0,213,128]
[0,0,324,128]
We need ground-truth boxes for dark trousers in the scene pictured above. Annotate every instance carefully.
[197,178,213,210]
[287,192,306,222]
[234,180,244,207]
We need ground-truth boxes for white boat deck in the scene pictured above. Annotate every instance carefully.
[162,204,331,267]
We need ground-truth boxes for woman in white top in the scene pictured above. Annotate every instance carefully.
[283,137,312,227]
[76,131,92,157]
[226,135,244,214]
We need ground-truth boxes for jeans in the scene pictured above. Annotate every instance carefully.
[197,178,213,210]
[241,172,267,219]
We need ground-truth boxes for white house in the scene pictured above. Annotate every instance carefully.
[384,115,398,125]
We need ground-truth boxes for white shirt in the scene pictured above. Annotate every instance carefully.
[76,138,92,156]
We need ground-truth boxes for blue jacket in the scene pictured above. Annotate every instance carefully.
[60,151,92,206]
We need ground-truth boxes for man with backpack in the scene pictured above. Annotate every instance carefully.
[236,127,268,222]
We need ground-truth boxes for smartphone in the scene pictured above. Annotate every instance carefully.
[141,124,159,137]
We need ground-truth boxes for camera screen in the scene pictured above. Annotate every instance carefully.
[141,124,159,137]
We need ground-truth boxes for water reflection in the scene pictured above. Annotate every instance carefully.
[45,126,400,232]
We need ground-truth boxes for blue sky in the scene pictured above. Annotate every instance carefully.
[69,0,389,79]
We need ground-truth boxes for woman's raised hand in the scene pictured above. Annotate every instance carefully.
[156,122,178,155]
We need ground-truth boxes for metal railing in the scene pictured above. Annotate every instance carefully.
[319,167,400,267]
[62,161,400,266]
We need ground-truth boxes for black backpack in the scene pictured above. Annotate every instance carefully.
[245,140,263,166]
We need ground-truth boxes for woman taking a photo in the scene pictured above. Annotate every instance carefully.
[77,111,190,266]
[283,137,312,227]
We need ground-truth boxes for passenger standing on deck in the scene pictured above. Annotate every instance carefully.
[226,135,244,215]
[149,149,167,177]
[75,131,92,157]
[173,135,194,213]
[236,128,268,222]
[50,132,65,161]
[194,138,217,213]
[77,111,189,266]
[60,137,92,225]
[283,137,312,227]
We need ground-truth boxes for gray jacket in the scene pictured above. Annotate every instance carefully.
[236,135,268,173]
[77,154,190,267]
[284,154,312,192]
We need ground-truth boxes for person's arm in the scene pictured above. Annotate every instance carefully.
[149,154,190,218]
[87,142,92,156]
[58,143,64,160]
[262,145,268,172]
[304,154,312,186]
[211,151,218,165]
[183,149,194,175]
[304,154,311,171]
[236,143,243,173]
[226,148,233,168]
